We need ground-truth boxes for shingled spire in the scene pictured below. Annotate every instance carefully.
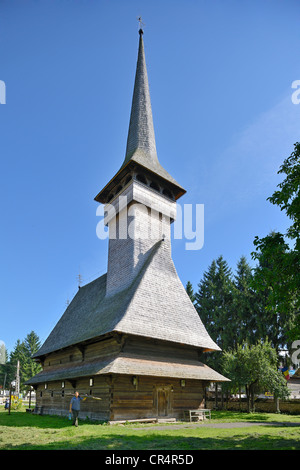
[94,29,185,204]
[124,28,158,165]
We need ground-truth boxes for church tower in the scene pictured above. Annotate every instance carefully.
[95,28,185,297]
[26,29,228,422]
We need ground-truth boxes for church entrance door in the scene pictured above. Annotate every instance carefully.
[156,386,171,417]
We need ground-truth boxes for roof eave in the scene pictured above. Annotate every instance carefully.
[94,160,186,204]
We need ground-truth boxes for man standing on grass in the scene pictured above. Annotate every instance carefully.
[69,391,87,427]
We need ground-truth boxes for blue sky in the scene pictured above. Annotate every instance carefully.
[1,0,300,354]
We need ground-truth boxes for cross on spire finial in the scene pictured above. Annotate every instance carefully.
[137,16,145,34]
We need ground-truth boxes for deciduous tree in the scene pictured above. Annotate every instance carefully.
[252,142,300,344]
[222,340,289,412]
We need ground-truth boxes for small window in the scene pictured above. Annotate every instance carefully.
[136,173,147,184]
[61,381,65,388]
[44,383,48,390]
[162,188,173,199]
[51,391,54,397]
[62,390,65,397]
[150,181,159,191]
[132,376,138,387]
[89,378,94,387]
[40,391,43,397]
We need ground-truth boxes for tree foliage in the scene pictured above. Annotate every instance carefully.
[195,256,236,351]
[194,256,237,374]
[195,255,267,357]
[234,256,264,346]
[252,142,300,342]
[252,232,297,354]
[222,341,289,412]
[0,331,42,393]
[185,281,196,304]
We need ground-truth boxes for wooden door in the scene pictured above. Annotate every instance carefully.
[157,387,170,416]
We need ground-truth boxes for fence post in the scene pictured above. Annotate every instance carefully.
[8,385,12,415]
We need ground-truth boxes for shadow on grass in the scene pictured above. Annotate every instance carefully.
[0,411,84,429]
[1,410,300,450]
[5,432,300,451]
[2,409,300,431]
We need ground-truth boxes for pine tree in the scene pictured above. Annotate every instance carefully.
[22,331,42,388]
[195,259,218,344]
[5,332,42,392]
[185,281,196,304]
[195,256,236,376]
[233,256,262,345]
[214,256,236,351]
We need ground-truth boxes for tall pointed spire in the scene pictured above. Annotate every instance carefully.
[124,29,158,166]
[94,28,186,204]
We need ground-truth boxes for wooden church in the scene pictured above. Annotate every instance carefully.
[26,29,228,421]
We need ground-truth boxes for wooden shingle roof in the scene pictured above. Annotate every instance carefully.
[94,30,186,204]
[27,354,229,384]
[33,241,220,359]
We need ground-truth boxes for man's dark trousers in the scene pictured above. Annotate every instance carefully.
[72,409,79,426]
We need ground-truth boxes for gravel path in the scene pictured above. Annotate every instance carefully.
[136,421,300,431]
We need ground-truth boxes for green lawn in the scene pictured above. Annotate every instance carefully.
[1,407,300,450]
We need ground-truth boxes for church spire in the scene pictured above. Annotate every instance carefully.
[124,28,158,166]
[94,28,186,204]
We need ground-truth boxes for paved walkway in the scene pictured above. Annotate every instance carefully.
[135,421,300,431]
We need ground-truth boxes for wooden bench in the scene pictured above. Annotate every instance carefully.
[184,409,211,422]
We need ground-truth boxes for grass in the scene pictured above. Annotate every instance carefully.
[0,407,300,450]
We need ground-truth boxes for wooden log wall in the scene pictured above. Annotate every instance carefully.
[111,375,206,421]
[34,375,111,421]
[34,334,208,421]
[34,373,206,421]
[42,335,121,369]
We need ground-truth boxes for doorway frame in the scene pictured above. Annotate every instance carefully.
[154,385,173,417]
